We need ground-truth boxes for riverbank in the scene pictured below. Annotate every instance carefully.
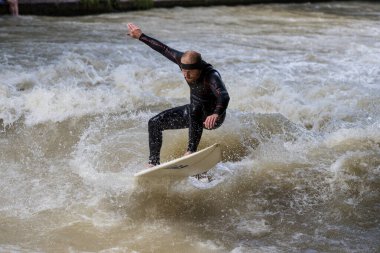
[0,0,371,16]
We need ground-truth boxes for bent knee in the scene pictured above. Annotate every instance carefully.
[148,116,158,128]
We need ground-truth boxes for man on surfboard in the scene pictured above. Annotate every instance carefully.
[127,23,230,167]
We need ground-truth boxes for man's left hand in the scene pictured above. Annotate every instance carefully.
[204,114,219,129]
[127,23,142,39]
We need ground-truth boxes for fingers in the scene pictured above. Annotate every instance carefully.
[204,115,218,129]
[127,23,139,31]
[204,118,208,129]
[210,117,217,129]
[127,23,142,39]
[127,23,134,34]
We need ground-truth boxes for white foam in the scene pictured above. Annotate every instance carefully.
[194,240,226,252]
[236,219,272,236]
[0,245,43,253]
[324,122,380,150]
[230,246,281,253]
[22,85,121,125]
[70,113,150,193]
[0,51,182,126]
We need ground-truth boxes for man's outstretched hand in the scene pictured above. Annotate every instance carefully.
[127,23,142,39]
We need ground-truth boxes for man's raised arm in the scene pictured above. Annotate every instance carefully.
[127,23,183,65]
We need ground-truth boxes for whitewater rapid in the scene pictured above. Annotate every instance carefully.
[1,2,379,252]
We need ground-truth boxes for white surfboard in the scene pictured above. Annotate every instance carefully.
[134,143,221,178]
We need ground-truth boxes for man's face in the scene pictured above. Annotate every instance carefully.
[182,68,202,83]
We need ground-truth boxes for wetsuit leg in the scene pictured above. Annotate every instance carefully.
[188,104,204,152]
[148,105,190,165]
[148,104,220,165]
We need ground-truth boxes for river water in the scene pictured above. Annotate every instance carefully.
[1,2,380,252]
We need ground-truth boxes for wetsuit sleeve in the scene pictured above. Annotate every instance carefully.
[208,72,230,115]
[139,33,183,65]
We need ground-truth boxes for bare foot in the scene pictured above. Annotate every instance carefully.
[183,151,193,156]
[145,163,155,168]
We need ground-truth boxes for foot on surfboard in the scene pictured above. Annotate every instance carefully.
[145,163,156,168]
[135,144,221,178]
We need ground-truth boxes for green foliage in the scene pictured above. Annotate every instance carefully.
[134,0,154,10]
[80,0,113,10]
[80,0,99,7]
[79,0,153,11]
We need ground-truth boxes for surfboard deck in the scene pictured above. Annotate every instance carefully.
[134,143,221,178]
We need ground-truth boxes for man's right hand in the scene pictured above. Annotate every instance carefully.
[127,23,142,39]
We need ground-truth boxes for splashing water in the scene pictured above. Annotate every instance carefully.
[1,2,380,252]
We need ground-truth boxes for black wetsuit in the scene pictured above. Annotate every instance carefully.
[139,34,230,165]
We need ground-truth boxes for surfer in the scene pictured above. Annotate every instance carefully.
[127,23,230,167]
